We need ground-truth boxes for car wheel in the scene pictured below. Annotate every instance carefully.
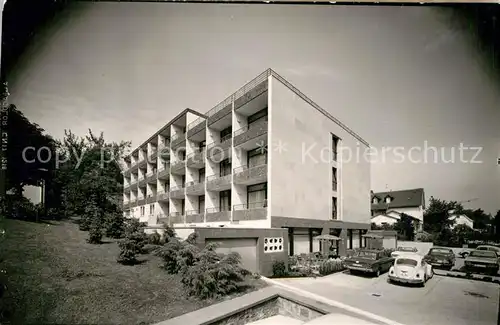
[429,268,434,278]
[375,268,381,277]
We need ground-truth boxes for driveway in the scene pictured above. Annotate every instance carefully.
[274,271,499,325]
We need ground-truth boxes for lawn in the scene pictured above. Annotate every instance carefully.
[0,219,268,325]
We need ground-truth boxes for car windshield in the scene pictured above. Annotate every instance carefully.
[398,247,417,252]
[355,251,377,260]
[470,250,497,258]
[430,248,451,255]
[396,258,418,267]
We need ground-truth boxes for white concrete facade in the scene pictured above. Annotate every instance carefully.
[122,69,371,230]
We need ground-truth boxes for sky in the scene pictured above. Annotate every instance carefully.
[8,3,500,214]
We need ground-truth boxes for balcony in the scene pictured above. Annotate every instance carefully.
[185,210,204,223]
[186,149,206,168]
[206,136,232,162]
[185,180,205,196]
[171,133,186,149]
[138,176,147,188]
[206,174,231,192]
[187,117,206,140]
[170,212,185,224]
[148,149,158,162]
[123,183,131,192]
[130,160,139,172]
[137,197,146,206]
[234,79,268,110]
[233,201,267,221]
[170,160,186,175]
[207,102,232,130]
[146,171,157,184]
[123,202,130,210]
[206,207,231,222]
[157,190,169,201]
[130,198,138,208]
[123,169,131,177]
[146,194,157,204]
[137,156,147,169]
[233,119,268,149]
[158,164,170,179]
[169,186,185,199]
[233,164,267,186]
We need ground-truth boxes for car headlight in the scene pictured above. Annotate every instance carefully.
[465,261,471,266]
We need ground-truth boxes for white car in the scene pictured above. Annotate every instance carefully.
[388,254,433,287]
[391,246,419,258]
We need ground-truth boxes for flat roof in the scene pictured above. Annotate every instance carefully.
[128,68,370,157]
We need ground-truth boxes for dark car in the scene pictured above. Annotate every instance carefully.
[343,249,394,277]
[423,247,455,270]
[464,250,500,275]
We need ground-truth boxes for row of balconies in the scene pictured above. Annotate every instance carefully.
[123,163,267,192]
[124,117,268,175]
[148,201,267,225]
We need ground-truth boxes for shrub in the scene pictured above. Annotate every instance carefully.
[148,231,162,245]
[104,212,126,239]
[272,260,287,277]
[155,238,184,273]
[182,244,248,299]
[162,225,177,244]
[319,258,344,276]
[87,220,103,244]
[117,219,147,264]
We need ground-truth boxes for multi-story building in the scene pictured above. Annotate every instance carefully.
[122,69,371,275]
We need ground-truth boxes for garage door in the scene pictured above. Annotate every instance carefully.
[206,238,258,273]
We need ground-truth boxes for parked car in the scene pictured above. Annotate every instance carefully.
[343,249,394,277]
[391,246,418,258]
[388,254,433,287]
[476,245,500,257]
[464,249,500,275]
[423,247,455,270]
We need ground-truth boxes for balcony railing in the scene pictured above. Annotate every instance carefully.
[170,212,185,224]
[233,163,267,185]
[157,190,169,201]
[146,194,157,204]
[186,209,201,215]
[233,201,267,210]
[206,206,231,213]
[171,133,186,148]
[233,119,268,137]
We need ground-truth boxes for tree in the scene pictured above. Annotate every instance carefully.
[464,208,492,230]
[494,210,500,240]
[451,224,474,247]
[4,101,57,196]
[394,213,415,241]
[423,197,461,233]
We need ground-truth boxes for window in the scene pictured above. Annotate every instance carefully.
[179,149,186,161]
[220,127,232,142]
[199,168,206,183]
[199,140,206,151]
[247,148,267,168]
[198,195,205,213]
[332,167,337,191]
[385,196,392,203]
[331,134,339,162]
[396,258,418,267]
[140,206,145,216]
[164,182,169,191]
[247,183,267,209]
[181,200,185,215]
[332,197,337,220]
[149,204,155,215]
[372,197,378,204]
[220,190,231,211]
[248,108,268,127]
[220,159,231,177]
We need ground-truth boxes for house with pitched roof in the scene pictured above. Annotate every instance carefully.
[370,188,426,231]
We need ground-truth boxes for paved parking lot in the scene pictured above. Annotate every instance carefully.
[275,271,499,325]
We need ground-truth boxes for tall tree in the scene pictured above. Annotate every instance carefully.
[423,197,462,233]
[394,213,415,241]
